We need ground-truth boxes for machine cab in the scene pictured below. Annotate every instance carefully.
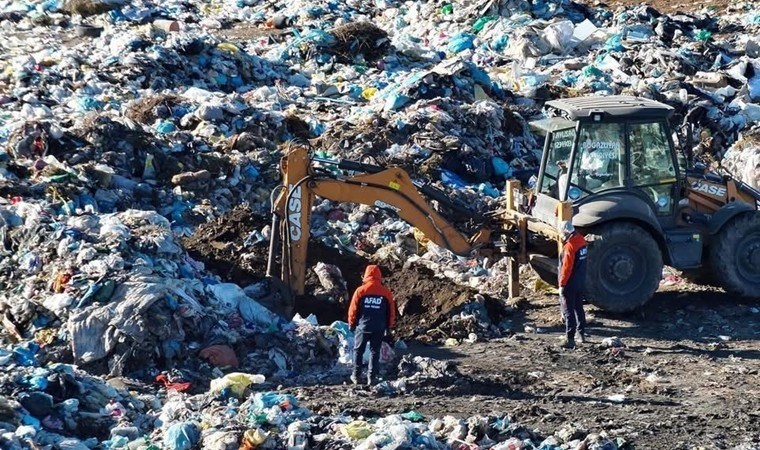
[529,96,680,226]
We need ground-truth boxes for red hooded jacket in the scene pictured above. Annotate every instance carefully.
[559,232,588,291]
[348,265,396,332]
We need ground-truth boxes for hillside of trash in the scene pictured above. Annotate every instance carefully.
[2,0,760,449]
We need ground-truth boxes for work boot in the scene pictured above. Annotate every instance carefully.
[576,332,587,344]
[560,336,575,349]
[350,373,359,385]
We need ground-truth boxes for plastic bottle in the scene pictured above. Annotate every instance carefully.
[472,16,495,33]
[695,30,711,42]
[287,432,307,450]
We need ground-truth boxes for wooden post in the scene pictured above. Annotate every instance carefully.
[518,217,528,264]
[505,180,522,299]
[507,254,520,299]
[505,180,521,212]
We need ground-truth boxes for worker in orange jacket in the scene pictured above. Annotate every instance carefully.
[558,221,588,349]
[348,265,396,386]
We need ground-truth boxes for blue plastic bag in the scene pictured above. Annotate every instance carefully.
[28,375,48,390]
[76,97,104,112]
[491,156,512,178]
[330,321,352,337]
[491,34,509,51]
[164,421,200,450]
[156,121,176,134]
[243,165,260,180]
[440,169,468,189]
[448,33,474,53]
[478,183,499,198]
[252,392,299,411]
[14,342,39,367]
[384,92,411,111]
[603,34,624,52]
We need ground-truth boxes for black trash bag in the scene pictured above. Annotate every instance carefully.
[442,150,494,183]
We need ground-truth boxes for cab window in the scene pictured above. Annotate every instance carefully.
[568,123,625,200]
[628,122,676,214]
[540,127,574,198]
[629,122,675,186]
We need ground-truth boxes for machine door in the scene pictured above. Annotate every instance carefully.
[566,122,627,202]
[533,126,574,223]
[538,127,574,200]
[627,121,679,221]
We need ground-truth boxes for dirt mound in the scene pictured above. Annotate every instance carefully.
[182,204,270,284]
[181,205,368,324]
[63,0,120,17]
[125,94,181,124]
[328,22,390,63]
[388,266,478,339]
[181,206,499,334]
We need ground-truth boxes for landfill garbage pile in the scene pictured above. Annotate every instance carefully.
[0,199,366,377]
[722,128,760,191]
[2,0,760,294]
[0,356,632,450]
[2,0,760,447]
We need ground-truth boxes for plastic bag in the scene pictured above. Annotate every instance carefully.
[492,437,525,449]
[252,392,298,411]
[57,438,90,450]
[206,283,244,312]
[448,33,474,53]
[491,156,512,178]
[199,345,239,368]
[209,373,265,396]
[742,149,760,190]
[100,216,130,242]
[342,421,372,440]
[542,20,574,53]
[239,294,280,327]
[211,283,279,327]
[240,429,269,450]
[164,421,200,450]
[401,411,425,422]
[292,313,319,327]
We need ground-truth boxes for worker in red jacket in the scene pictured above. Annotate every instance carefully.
[348,265,396,386]
[558,221,588,349]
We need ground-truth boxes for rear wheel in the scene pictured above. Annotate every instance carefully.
[710,212,760,297]
[584,222,663,313]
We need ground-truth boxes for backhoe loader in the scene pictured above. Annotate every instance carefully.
[519,95,760,312]
[266,95,760,316]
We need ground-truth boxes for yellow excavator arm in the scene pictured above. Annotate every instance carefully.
[267,145,491,314]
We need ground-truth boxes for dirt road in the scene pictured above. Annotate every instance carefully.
[578,0,736,13]
[294,287,760,449]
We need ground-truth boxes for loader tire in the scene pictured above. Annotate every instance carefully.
[709,212,760,297]
[584,222,663,313]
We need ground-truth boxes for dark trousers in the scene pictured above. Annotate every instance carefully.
[560,288,586,337]
[353,328,383,378]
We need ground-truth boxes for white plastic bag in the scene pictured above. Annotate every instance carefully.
[542,20,574,53]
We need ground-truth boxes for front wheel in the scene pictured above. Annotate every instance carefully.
[584,222,663,313]
[710,212,760,297]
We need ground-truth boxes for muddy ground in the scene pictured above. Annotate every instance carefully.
[294,287,760,449]
[578,0,736,13]
[183,207,760,449]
